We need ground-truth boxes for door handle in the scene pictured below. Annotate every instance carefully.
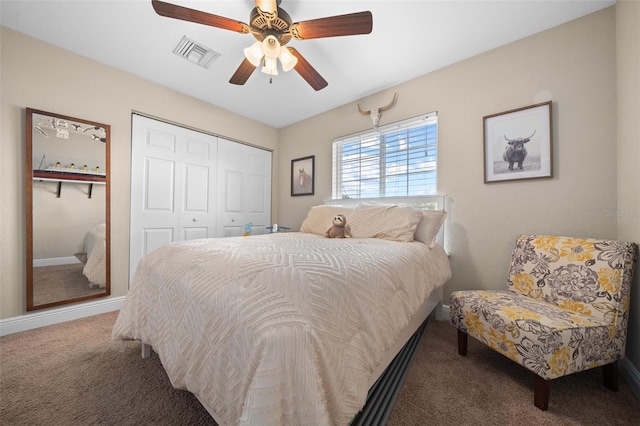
[192,218,197,222]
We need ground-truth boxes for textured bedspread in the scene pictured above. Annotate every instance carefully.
[82,223,106,287]
[112,233,451,425]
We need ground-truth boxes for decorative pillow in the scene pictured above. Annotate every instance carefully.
[299,205,355,235]
[349,204,423,242]
[414,209,447,248]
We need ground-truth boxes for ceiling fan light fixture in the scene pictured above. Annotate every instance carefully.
[244,41,264,67]
[262,35,281,59]
[279,47,298,72]
[262,57,279,76]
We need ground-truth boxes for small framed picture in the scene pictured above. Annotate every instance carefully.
[483,101,553,183]
[291,155,314,196]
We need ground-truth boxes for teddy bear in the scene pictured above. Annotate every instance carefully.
[324,214,352,238]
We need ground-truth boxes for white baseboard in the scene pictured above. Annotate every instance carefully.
[441,304,640,401]
[33,256,81,267]
[0,296,125,337]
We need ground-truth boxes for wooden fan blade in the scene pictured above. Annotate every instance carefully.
[229,58,257,86]
[288,48,328,91]
[290,11,372,40]
[152,0,250,34]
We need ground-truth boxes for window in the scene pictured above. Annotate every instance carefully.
[332,113,438,199]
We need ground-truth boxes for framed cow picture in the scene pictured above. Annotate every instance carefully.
[483,101,553,183]
[291,155,314,196]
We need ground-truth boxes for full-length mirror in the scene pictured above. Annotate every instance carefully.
[26,108,110,310]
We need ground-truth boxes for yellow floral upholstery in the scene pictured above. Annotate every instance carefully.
[450,235,638,408]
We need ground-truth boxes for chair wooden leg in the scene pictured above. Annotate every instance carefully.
[603,361,619,391]
[534,375,550,410]
[457,330,468,356]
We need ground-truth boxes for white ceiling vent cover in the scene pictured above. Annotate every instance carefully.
[173,36,220,69]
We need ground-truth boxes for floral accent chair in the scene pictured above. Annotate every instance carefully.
[449,234,638,410]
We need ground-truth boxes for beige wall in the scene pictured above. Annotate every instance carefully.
[0,27,280,319]
[616,1,640,374]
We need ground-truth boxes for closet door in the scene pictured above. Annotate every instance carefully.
[130,115,217,281]
[217,138,271,237]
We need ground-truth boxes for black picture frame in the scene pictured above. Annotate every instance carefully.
[483,101,553,183]
[291,155,314,196]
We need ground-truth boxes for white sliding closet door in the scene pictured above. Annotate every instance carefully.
[217,138,272,237]
[130,115,217,281]
[130,115,272,282]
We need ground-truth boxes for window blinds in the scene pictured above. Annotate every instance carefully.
[332,112,438,199]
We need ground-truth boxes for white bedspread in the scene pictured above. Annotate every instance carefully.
[82,223,106,288]
[112,233,451,425]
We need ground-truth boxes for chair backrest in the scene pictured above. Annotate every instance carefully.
[507,235,638,330]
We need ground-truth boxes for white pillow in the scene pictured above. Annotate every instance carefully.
[414,209,447,248]
[349,204,423,242]
[299,205,355,235]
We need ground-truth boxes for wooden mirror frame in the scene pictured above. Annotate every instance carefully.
[26,108,110,311]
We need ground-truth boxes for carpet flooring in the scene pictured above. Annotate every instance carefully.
[1,311,638,425]
[32,263,104,306]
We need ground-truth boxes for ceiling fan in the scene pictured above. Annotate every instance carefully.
[151,0,373,91]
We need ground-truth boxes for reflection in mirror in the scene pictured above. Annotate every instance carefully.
[26,108,110,311]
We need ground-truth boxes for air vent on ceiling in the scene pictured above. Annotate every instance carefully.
[173,36,220,69]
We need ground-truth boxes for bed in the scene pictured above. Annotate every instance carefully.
[79,222,106,288]
[112,201,451,425]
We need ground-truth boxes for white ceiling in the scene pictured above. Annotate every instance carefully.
[1,0,616,128]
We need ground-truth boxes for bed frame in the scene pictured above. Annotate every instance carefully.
[354,285,442,425]
[354,320,431,425]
